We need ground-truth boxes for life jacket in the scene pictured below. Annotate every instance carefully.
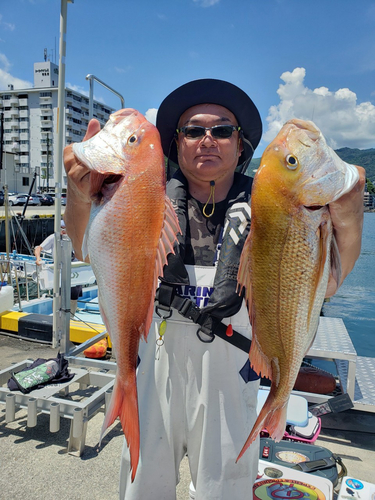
[155,169,254,354]
[163,168,253,321]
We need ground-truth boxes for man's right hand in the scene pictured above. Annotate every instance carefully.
[63,119,101,261]
[63,119,101,203]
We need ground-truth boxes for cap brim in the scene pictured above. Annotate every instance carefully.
[156,78,262,165]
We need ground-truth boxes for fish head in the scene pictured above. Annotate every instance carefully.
[73,108,164,201]
[256,119,359,210]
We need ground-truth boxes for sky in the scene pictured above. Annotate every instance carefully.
[1,0,375,157]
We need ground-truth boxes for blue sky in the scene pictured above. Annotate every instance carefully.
[1,0,375,157]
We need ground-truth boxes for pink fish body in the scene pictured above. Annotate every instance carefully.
[73,109,180,481]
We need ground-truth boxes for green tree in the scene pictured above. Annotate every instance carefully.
[367,178,375,194]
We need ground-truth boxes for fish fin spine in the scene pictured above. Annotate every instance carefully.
[99,375,139,482]
[249,335,272,380]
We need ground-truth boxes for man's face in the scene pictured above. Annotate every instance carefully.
[176,104,243,185]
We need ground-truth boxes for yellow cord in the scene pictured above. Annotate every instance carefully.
[202,181,215,218]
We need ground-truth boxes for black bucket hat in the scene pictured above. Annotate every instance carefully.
[156,78,262,170]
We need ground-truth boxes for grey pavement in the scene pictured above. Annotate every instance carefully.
[1,334,375,499]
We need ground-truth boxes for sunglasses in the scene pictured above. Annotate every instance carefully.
[176,125,241,140]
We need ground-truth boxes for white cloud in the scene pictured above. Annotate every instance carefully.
[66,83,89,96]
[145,108,157,125]
[0,14,15,31]
[193,0,220,7]
[264,67,375,150]
[0,53,32,90]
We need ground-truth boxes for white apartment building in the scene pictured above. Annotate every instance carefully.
[0,61,115,193]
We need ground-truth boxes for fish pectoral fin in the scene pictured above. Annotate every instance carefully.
[330,233,342,291]
[307,219,332,325]
[82,227,90,262]
[237,235,253,322]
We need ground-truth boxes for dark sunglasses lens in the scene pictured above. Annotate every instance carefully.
[212,126,234,138]
[184,127,205,138]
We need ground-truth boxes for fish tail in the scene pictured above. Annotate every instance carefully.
[236,395,287,463]
[100,375,139,482]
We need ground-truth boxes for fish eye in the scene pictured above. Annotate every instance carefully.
[286,154,298,170]
[128,135,137,144]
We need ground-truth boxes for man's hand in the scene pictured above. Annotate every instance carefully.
[63,119,101,203]
[326,165,366,297]
[63,119,101,261]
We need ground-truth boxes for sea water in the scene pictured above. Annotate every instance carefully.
[323,212,375,358]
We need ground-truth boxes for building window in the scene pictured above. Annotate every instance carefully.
[22,177,30,186]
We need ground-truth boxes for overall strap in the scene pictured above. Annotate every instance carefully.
[155,281,251,354]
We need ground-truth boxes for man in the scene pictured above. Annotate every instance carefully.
[63,79,364,500]
[34,220,83,317]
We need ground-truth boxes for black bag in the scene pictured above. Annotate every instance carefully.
[7,352,74,394]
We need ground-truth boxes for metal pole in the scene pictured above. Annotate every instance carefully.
[53,0,74,349]
[86,74,125,120]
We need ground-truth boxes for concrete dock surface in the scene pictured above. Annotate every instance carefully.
[1,333,374,499]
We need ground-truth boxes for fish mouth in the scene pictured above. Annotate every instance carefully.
[303,205,324,212]
[90,171,123,202]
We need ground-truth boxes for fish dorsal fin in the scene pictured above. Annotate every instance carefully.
[143,195,180,340]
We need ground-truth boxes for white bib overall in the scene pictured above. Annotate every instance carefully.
[119,265,260,500]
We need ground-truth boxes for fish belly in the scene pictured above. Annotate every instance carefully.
[88,178,165,482]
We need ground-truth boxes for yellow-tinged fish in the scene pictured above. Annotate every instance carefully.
[72,109,180,481]
[237,119,359,461]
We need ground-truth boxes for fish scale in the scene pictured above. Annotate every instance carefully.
[237,118,359,462]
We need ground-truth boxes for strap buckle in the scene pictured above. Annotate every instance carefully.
[196,327,215,343]
[178,299,202,323]
[155,306,172,319]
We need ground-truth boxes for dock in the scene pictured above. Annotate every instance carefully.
[1,330,375,499]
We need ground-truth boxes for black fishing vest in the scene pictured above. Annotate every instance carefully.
[162,169,253,322]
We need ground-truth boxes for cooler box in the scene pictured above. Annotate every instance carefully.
[254,458,333,499]
[18,314,53,341]
[259,438,339,486]
[337,476,375,499]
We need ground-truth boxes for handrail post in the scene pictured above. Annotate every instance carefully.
[86,74,125,120]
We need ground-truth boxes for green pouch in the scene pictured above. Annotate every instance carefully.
[12,360,59,394]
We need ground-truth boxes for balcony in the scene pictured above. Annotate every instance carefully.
[10,108,19,117]
[10,131,19,140]
[41,119,53,126]
[41,108,53,116]
[18,98,28,107]
[20,132,29,140]
[10,97,19,105]
[19,109,28,118]
[39,95,52,103]
[20,155,29,164]
[10,120,19,128]
[20,144,29,153]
